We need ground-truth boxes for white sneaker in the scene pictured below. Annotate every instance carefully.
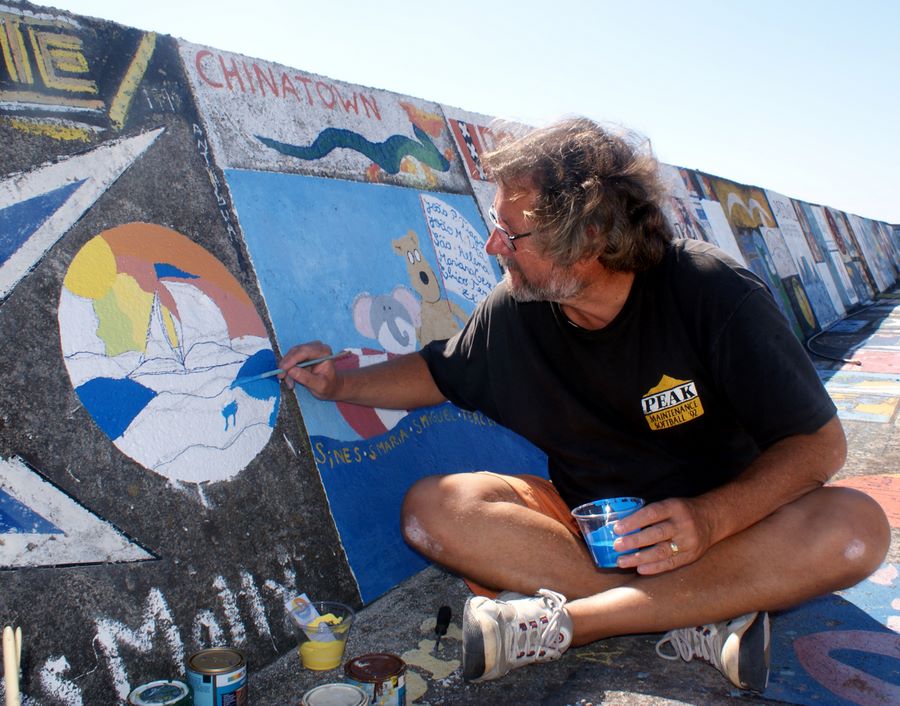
[462,588,574,682]
[655,611,770,692]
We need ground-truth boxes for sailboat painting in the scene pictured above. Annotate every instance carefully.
[58,223,279,484]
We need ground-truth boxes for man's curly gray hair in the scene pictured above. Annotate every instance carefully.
[484,117,673,271]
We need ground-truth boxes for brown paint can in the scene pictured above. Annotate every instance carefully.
[343,653,406,706]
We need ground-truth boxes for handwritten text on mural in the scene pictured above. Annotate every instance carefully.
[420,194,497,304]
[314,407,496,470]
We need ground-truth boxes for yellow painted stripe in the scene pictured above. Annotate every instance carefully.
[0,19,33,84]
[109,32,156,130]
[0,21,19,82]
[6,117,90,142]
[27,26,51,86]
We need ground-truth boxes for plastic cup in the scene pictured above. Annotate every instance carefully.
[287,601,355,671]
[571,497,645,568]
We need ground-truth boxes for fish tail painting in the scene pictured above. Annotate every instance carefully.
[255,124,450,175]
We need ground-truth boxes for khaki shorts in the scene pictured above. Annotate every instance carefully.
[465,472,580,597]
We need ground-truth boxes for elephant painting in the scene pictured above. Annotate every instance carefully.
[352,286,421,354]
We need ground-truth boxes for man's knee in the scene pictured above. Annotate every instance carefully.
[820,486,891,585]
[402,474,443,518]
[401,474,453,556]
[400,472,520,556]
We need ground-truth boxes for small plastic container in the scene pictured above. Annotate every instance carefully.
[287,601,355,671]
[571,497,644,568]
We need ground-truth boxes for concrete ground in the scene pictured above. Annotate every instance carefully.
[252,291,900,705]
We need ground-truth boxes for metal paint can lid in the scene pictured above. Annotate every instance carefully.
[300,682,369,705]
[127,679,191,705]
[187,647,246,674]
[344,653,406,682]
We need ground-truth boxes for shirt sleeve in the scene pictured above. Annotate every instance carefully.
[708,287,837,448]
[418,293,497,415]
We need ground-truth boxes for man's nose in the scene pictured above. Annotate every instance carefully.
[485,228,509,256]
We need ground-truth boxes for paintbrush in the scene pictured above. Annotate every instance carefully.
[230,350,350,388]
[3,625,19,706]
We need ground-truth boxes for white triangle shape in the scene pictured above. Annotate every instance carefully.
[0,127,164,299]
[0,456,154,567]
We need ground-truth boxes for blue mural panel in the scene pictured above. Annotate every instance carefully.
[225,170,548,601]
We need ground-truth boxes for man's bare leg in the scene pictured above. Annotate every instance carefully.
[401,472,634,597]
[402,474,890,639]
[568,485,889,642]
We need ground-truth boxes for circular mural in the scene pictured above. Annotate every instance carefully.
[58,223,279,483]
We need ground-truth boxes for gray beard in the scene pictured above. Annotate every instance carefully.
[501,259,587,303]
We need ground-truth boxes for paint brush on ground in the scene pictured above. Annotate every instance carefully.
[433,606,451,652]
[230,350,350,388]
[3,625,19,706]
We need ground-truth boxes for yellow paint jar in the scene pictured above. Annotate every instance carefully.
[299,638,348,670]
[288,602,355,671]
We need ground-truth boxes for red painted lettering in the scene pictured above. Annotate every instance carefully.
[294,75,314,104]
[361,94,381,120]
[194,50,222,88]
[334,85,359,115]
[281,73,300,101]
[315,81,336,109]
[254,64,279,97]
[241,61,256,93]
[218,55,245,92]
[194,51,383,122]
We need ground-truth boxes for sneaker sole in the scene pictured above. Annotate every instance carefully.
[461,596,488,681]
[729,612,771,692]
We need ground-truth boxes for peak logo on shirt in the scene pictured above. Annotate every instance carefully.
[642,375,704,430]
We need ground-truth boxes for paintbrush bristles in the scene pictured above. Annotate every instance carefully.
[230,350,350,388]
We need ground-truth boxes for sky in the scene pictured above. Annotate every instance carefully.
[42,0,900,224]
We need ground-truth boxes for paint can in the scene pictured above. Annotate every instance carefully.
[300,682,369,706]
[343,653,406,706]
[127,680,192,706]
[186,648,247,706]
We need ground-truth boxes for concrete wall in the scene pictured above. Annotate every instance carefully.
[1,1,897,702]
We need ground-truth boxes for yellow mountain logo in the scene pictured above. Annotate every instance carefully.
[641,375,704,431]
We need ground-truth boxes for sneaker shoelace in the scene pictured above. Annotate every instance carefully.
[505,588,567,665]
[655,623,725,672]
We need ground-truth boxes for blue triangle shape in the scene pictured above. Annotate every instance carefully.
[0,488,62,534]
[0,179,85,266]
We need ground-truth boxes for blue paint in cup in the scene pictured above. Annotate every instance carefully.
[571,497,644,568]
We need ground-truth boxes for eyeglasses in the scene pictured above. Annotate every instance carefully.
[488,206,533,251]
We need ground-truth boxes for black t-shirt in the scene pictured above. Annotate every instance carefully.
[420,239,836,508]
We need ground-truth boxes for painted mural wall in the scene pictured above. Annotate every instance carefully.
[0,3,356,703]
[1,1,897,702]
